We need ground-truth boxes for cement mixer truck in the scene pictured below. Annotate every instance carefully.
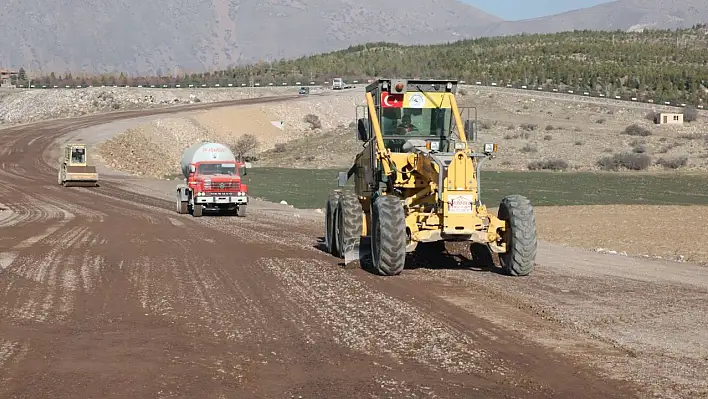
[176,142,248,217]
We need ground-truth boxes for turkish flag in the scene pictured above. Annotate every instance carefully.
[381,92,403,108]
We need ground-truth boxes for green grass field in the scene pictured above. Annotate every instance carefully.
[243,168,708,209]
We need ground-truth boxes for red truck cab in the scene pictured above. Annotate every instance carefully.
[181,160,248,217]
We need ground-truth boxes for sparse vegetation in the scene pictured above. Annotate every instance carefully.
[543,134,553,140]
[527,159,569,171]
[683,106,698,122]
[520,123,537,131]
[597,152,652,171]
[520,143,538,153]
[632,144,646,154]
[303,114,322,130]
[656,156,688,169]
[622,124,652,136]
[231,134,260,161]
[273,143,286,152]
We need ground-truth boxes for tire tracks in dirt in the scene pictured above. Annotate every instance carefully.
[0,96,643,398]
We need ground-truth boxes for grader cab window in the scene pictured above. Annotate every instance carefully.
[71,148,86,163]
[380,107,452,150]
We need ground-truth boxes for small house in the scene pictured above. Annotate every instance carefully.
[654,112,683,125]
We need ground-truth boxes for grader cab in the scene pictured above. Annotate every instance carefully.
[57,143,99,187]
[324,78,537,276]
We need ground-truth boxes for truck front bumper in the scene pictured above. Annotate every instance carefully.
[195,195,248,204]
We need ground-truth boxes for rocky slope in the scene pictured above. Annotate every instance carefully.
[0,87,295,126]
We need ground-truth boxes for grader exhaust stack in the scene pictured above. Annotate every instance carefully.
[324,78,537,277]
[57,143,99,187]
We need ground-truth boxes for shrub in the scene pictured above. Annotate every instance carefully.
[520,143,537,153]
[597,152,652,171]
[527,159,569,171]
[231,133,259,160]
[520,123,537,131]
[632,144,646,153]
[543,134,552,141]
[683,106,698,122]
[545,124,554,130]
[656,156,688,169]
[677,133,703,140]
[303,114,321,129]
[574,140,584,145]
[273,143,286,152]
[645,110,658,122]
[623,124,652,136]
[596,118,606,124]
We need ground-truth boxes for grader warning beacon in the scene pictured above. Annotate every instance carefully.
[324,78,537,276]
[57,143,99,187]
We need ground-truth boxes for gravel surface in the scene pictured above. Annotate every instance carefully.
[1,94,707,398]
[0,86,299,126]
[0,103,636,398]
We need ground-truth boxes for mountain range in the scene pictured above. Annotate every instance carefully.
[1,0,706,75]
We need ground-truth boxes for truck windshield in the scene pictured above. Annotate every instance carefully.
[198,163,237,175]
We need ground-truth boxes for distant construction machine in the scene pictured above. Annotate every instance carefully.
[57,143,99,187]
[324,78,537,276]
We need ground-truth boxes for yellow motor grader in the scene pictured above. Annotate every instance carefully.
[57,143,99,187]
[324,78,537,276]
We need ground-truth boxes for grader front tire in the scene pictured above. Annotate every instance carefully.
[337,193,362,259]
[497,194,537,276]
[324,192,341,257]
[371,195,406,276]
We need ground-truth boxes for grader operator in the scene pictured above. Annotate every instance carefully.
[324,78,537,277]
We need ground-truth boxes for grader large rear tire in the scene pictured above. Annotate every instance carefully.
[337,193,362,260]
[497,194,537,276]
[371,195,406,276]
[324,192,341,257]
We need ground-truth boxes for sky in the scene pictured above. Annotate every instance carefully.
[463,0,615,20]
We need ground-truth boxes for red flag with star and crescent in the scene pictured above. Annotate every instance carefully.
[381,92,403,108]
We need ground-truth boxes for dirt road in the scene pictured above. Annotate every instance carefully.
[0,97,704,398]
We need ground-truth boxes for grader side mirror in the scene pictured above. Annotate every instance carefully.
[357,118,369,141]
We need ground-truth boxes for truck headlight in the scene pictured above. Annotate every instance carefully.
[454,142,466,150]
[484,143,498,153]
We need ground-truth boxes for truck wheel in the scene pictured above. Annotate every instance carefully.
[371,195,406,276]
[57,167,62,185]
[324,192,341,256]
[192,204,203,217]
[236,205,246,217]
[497,194,537,276]
[337,193,362,260]
[176,192,188,214]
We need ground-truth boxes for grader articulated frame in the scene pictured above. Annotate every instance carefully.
[324,78,537,276]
